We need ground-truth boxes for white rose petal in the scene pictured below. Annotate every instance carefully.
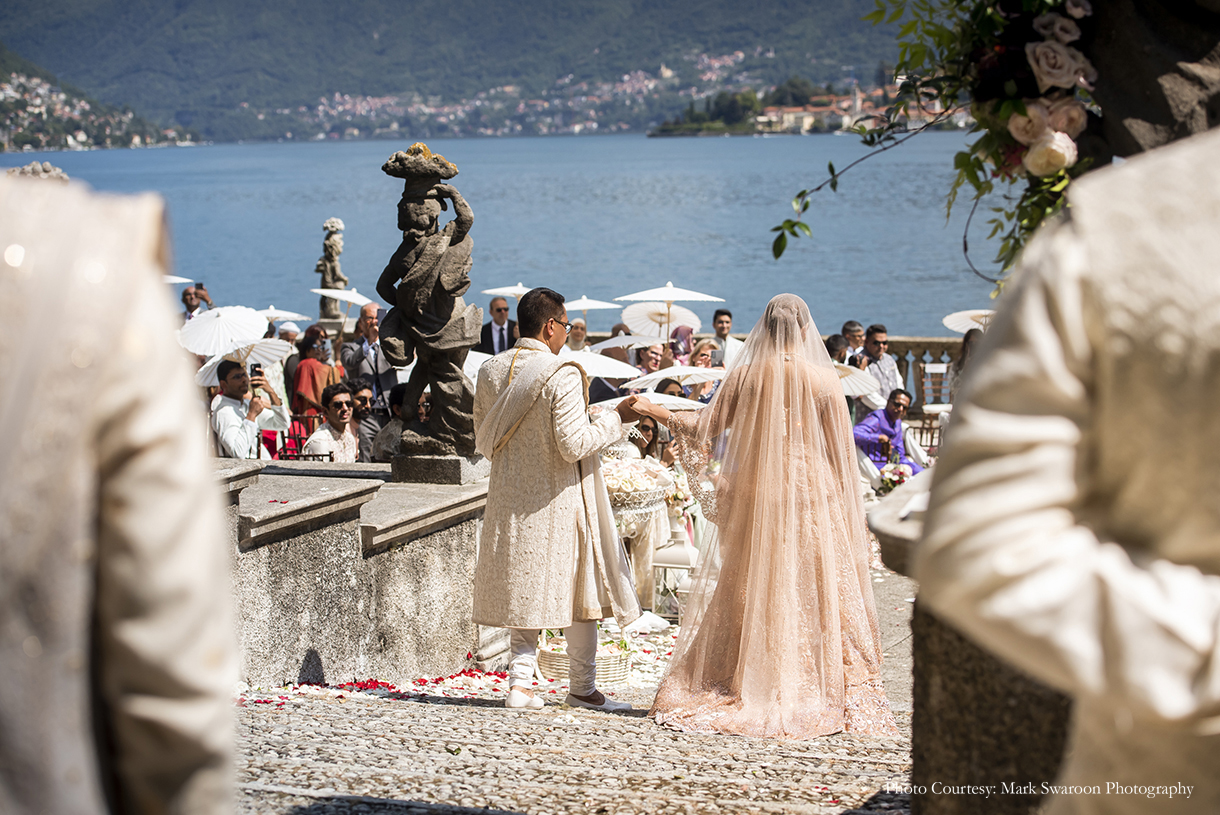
[1046,97,1087,140]
[1023,131,1078,177]
[1026,41,1089,93]
[1033,12,1081,44]
[1007,100,1051,145]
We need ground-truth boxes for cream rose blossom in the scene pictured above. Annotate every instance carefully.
[1023,131,1078,176]
[1007,100,1051,145]
[1026,41,1090,93]
[1033,13,1081,44]
[1046,97,1087,139]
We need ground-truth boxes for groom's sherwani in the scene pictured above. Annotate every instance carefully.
[473,338,640,629]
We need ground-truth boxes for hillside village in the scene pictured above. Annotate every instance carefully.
[0,72,190,151]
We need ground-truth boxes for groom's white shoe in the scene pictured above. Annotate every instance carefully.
[565,691,633,712]
[505,687,544,710]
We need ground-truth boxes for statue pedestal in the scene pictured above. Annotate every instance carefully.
[392,454,490,485]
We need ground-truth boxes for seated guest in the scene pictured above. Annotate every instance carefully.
[637,344,663,376]
[567,318,589,350]
[667,325,694,367]
[854,323,903,421]
[303,382,359,462]
[841,320,865,359]
[351,384,377,462]
[417,389,432,424]
[588,376,625,405]
[655,378,686,399]
[372,383,409,462]
[688,339,721,402]
[825,334,850,363]
[853,388,923,474]
[602,323,632,364]
[211,360,290,460]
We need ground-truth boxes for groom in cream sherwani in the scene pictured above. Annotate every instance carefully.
[473,287,642,711]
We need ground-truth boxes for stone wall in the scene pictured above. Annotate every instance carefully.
[215,461,489,689]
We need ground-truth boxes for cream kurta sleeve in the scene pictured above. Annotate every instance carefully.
[549,366,624,462]
[915,220,1220,725]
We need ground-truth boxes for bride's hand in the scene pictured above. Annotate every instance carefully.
[632,396,658,419]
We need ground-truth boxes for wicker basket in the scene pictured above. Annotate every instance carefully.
[609,486,667,511]
[536,648,631,686]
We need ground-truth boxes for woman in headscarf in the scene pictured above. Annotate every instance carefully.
[636,294,898,740]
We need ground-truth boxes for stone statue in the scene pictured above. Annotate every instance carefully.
[315,217,348,319]
[376,143,482,457]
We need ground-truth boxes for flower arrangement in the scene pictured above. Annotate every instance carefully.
[877,462,914,496]
[773,0,1100,287]
[665,470,698,521]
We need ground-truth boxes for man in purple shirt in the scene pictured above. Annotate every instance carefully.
[853,388,923,473]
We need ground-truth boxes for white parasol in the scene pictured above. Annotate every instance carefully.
[589,333,669,352]
[615,281,723,339]
[621,302,701,336]
[942,309,995,334]
[177,305,270,356]
[163,274,193,284]
[194,339,295,386]
[310,287,373,307]
[481,282,532,301]
[834,362,881,397]
[593,392,707,411]
[558,347,644,380]
[622,365,726,391]
[565,294,620,321]
[256,305,311,322]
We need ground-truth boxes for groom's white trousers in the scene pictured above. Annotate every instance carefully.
[509,622,597,696]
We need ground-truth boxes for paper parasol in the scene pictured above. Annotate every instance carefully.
[164,274,193,284]
[396,350,492,385]
[310,287,373,307]
[565,294,620,321]
[177,306,270,356]
[622,365,726,391]
[622,302,701,336]
[614,281,725,304]
[834,362,881,397]
[480,282,532,301]
[942,309,995,334]
[593,392,707,411]
[256,305,311,322]
[558,348,644,379]
[195,339,295,386]
[589,334,669,352]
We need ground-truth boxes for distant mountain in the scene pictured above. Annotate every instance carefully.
[0,0,897,142]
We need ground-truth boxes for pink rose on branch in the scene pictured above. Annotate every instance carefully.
[1023,131,1078,177]
[1007,100,1051,145]
[1046,96,1087,140]
[1025,41,1094,93]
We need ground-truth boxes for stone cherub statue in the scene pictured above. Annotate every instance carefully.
[376,143,482,457]
[315,217,348,319]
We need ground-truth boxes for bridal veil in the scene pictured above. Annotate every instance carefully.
[650,293,897,739]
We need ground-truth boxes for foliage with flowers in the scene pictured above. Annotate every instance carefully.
[665,470,698,521]
[772,0,1100,286]
[877,462,915,496]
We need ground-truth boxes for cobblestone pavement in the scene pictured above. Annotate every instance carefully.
[236,568,916,815]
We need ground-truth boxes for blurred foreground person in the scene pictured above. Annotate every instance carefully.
[917,130,1220,814]
[0,177,236,810]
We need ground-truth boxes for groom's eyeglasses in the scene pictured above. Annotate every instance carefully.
[550,318,573,335]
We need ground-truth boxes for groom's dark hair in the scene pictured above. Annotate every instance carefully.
[518,287,566,337]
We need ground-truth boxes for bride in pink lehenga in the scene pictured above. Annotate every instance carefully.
[637,294,898,739]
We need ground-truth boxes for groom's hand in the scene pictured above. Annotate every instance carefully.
[615,395,642,423]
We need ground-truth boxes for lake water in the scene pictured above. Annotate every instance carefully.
[2,132,998,336]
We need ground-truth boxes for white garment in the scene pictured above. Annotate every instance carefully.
[916,128,1220,815]
[210,394,290,459]
[509,623,596,696]
[856,352,902,414]
[302,421,360,463]
[717,335,744,368]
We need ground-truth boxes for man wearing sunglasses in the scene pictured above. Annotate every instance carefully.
[473,287,645,713]
[302,382,360,463]
[476,296,517,355]
[855,323,903,421]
